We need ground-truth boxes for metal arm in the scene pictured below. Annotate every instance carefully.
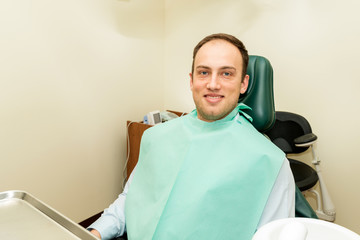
[310,144,336,222]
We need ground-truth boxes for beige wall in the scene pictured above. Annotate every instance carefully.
[1,0,360,234]
[164,0,360,234]
[0,0,164,222]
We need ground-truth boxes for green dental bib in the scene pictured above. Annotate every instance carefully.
[125,104,284,240]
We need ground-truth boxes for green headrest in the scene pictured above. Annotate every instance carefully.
[238,55,275,132]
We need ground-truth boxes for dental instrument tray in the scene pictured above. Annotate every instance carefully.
[0,190,98,240]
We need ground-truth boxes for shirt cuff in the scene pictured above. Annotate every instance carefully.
[87,215,124,240]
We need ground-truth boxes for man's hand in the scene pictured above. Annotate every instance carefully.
[90,229,102,239]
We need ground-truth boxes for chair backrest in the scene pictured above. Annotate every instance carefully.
[265,111,313,154]
[239,55,275,133]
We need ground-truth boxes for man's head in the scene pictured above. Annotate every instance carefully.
[190,33,249,122]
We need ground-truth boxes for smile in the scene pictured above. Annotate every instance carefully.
[204,94,224,98]
[204,94,224,103]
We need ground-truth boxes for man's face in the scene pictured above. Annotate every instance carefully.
[190,39,249,122]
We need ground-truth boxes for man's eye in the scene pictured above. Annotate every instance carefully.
[199,71,208,76]
[223,72,231,77]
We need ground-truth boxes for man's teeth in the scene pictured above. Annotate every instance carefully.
[208,96,221,99]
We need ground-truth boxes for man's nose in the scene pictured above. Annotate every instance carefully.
[207,74,221,90]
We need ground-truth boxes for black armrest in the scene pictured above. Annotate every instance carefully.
[294,133,317,147]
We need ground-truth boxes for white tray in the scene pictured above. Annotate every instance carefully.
[0,190,98,240]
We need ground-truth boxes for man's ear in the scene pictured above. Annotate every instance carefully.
[240,74,249,94]
[189,73,193,90]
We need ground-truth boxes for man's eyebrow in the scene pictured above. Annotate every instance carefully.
[196,66,237,71]
[220,66,237,71]
[196,65,211,70]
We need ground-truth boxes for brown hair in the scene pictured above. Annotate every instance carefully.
[191,33,249,79]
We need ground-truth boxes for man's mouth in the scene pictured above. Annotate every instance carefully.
[205,94,224,98]
[204,94,224,102]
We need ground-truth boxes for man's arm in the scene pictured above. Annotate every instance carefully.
[257,158,295,229]
[88,168,136,240]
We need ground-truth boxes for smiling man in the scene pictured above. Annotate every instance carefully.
[89,33,295,240]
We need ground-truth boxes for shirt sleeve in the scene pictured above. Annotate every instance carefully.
[257,158,296,229]
[88,168,136,240]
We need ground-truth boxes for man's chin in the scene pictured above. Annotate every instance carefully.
[197,111,226,122]
[197,104,238,122]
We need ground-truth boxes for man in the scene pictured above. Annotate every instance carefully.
[89,33,295,240]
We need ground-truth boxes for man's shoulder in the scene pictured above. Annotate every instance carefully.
[235,115,285,156]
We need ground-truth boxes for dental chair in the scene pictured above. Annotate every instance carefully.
[245,57,353,239]
[240,55,318,219]
[264,111,336,221]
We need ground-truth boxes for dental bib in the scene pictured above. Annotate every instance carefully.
[125,104,284,240]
